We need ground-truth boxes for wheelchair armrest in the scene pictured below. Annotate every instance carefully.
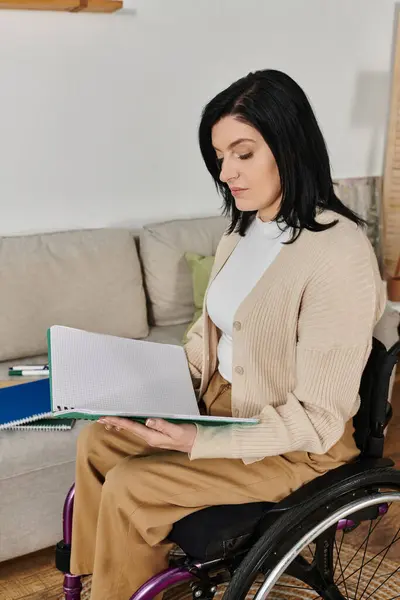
[268,457,394,514]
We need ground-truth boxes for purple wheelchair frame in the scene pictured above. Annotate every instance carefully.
[62,485,196,600]
[61,483,388,600]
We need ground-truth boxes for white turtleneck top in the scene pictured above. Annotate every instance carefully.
[206,215,291,382]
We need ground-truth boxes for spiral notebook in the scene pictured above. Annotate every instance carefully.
[12,417,75,431]
[11,418,75,431]
[0,378,75,430]
[47,325,259,426]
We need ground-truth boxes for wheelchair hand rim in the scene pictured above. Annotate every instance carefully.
[254,491,400,599]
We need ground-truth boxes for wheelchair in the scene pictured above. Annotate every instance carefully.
[56,337,400,600]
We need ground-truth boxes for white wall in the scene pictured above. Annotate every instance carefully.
[0,0,398,235]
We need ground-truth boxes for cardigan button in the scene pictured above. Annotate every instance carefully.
[233,321,242,331]
[234,366,244,375]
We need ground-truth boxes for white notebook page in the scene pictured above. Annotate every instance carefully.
[49,326,200,417]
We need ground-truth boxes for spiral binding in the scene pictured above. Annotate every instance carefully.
[11,422,73,431]
[0,411,53,430]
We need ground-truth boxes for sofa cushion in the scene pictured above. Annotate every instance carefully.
[0,419,87,480]
[0,229,148,361]
[144,323,189,346]
[140,216,228,326]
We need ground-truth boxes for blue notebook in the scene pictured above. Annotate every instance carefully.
[0,379,74,431]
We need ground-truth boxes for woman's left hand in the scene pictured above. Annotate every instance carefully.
[98,417,197,453]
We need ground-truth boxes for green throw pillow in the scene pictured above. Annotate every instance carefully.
[182,252,215,343]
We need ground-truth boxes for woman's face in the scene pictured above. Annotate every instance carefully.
[212,116,282,221]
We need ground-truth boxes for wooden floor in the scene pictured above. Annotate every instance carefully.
[0,548,64,600]
[1,375,399,600]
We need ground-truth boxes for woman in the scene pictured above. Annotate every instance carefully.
[70,70,385,599]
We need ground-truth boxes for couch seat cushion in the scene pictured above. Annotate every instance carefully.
[144,323,188,346]
[0,419,87,480]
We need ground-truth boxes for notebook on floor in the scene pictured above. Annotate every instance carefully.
[0,378,75,430]
[47,325,259,426]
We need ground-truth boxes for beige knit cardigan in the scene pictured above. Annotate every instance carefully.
[184,211,386,464]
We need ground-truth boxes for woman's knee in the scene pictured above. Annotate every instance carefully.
[103,457,154,502]
[102,458,137,505]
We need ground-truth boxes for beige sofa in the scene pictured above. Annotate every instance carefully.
[0,215,398,563]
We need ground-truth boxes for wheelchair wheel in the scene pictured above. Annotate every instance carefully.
[222,467,400,599]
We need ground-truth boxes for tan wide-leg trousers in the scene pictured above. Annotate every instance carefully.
[70,370,359,600]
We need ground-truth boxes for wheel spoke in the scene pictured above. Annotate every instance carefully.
[359,526,400,600]
[341,513,385,575]
[363,563,400,600]
[274,579,321,599]
[334,536,350,599]
[338,532,400,584]
[307,544,315,560]
[334,531,345,576]
[340,535,400,584]
[354,519,373,598]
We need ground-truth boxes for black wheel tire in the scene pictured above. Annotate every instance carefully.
[222,466,400,600]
